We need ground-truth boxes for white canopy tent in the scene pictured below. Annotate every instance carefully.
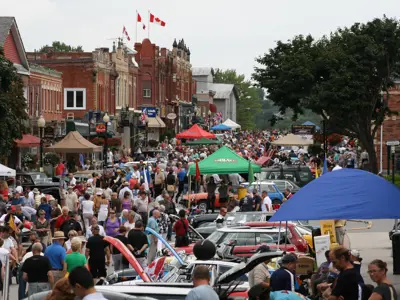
[271,133,313,146]
[222,118,241,130]
[0,164,16,177]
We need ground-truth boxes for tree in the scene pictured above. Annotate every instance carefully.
[213,69,262,130]
[253,16,400,173]
[39,41,83,52]
[0,47,29,157]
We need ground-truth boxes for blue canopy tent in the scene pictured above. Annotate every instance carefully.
[270,169,400,221]
[210,124,232,131]
[302,121,321,131]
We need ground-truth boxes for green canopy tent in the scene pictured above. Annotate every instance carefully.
[188,146,261,175]
[185,138,222,146]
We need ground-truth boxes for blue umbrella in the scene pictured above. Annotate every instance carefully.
[210,124,232,131]
[270,169,400,221]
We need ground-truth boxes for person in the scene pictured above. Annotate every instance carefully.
[173,209,190,247]
[147,209,160,264]
[154,167,165,197]
[65,230,78,252]
[328,246,363,300]
[215,207,227,228]
[45,231,67,282]
[65,186,78,213]
[270,253,298,292]
[68,266,108,299]
[119,181,133,201]
[85,225,110,280]
[55,207,70,232]
[60,212,82,239]
[81,193,94,232]
[239,193,254,212]
[206,176,217,213]
[0,206,22,233]
[136,191,149,226]
[22,242,54,296]
[261,190,272,212]
[97,194,109,225]
[63,237,87,274]
[368,259,397,300]
[124,210,140,232]
[68,173,77,187]
[249,245,272,288]
[127,220,148,269]
[350,249,363,281]
[311,250,331,296]
[253,190,263,211]
[157,205,170,250]
[34,209,50,245]
[166,169,177,198]
[86,216,106,239]
[283,189,293,201]
[335,220,347,245]
[111,226,129,271]
[185,265,219,300]
[110,192,122,214]
[0,180,9,201]
[37,196,52,221]
[104,209,121,237]
[44,277,75,300]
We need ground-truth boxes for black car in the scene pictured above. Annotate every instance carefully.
[260,165,314,187]
[9,172,59,190]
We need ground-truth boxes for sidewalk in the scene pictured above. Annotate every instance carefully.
[348,232,400,290]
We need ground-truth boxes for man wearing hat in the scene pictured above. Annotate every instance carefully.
[44,231,67,283]
[270,253,298,292]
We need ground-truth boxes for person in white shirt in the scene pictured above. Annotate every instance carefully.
[68,173,77,187]
[85,217,105,239]
[118,181,133,200]
[81,194,94,231]
[15,181,23,194]
[261,191,272,212]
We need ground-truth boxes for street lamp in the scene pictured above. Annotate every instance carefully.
[103,113,110,167]
[208,110,212,130]
[37,115,46,171]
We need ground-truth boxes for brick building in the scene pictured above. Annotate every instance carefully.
[26,48,116,120]
[134,38,196,135]
[375,82,400,172]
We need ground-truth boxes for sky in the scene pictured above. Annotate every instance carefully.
[2,0,400,79]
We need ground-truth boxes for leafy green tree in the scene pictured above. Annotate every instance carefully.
[0,47,29,157]
[39,41,83,52]
[253,16,400,173]
[213,69,262,130]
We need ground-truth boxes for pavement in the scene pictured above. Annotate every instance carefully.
[9,219,400,298]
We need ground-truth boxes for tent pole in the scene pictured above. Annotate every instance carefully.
[395,219,398,233]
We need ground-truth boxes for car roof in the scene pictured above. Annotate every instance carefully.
[96,284,191,295]
[217,227,286,233]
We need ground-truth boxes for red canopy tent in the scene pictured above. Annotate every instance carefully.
[176,124,216,139]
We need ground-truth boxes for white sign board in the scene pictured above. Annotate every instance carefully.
[387,141,400,146]
[314,234,331,267]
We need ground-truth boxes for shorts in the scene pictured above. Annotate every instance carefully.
[89,258,106,278]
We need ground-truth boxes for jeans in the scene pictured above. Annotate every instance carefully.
[112,254,123,272]
[18,264,26,300]
[28,282,50,297]
[83,213,93,232]
[147,236,157,265]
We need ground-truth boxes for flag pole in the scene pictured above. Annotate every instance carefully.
[148,10,150,39]
[135,10,138,43]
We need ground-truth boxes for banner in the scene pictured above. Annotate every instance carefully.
[320,220,337,244]
[314,234,331,267]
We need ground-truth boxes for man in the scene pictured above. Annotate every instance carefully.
[0,226,18,262]
[283,189,293,202]
[55,161,65,176]
[118,181,133,200]
[86,225,110,280]
[147,209,160,264]
[249,245,271,288]
[65,186,79,213]
[22,242,54,296]
[215,207,227,228]
[44,231,66,283]
[253,190,263,211]
[25,232,46,255]
[86,216,106,239]
[176,165,186,199]
[124,210,139,232]
[54,206,70,232]
[154,167,165,197]
[334,220,346,245]
[185,265,219,300]
[69,266,107,300]
[127,220,148,269]
[328,246,363,300]
[239,193,254,212]
[159,194,175,241]
[110,192,122,213]
[261,191,272,212]
[68,173,77,187]
[136,191,149,226]
[270,253,298,292]
[60,212,83,238]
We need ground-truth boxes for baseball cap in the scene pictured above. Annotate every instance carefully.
[281,253,298,264]
[350,249,360,258]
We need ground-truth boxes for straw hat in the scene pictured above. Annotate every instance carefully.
[32,188,40,194]
[52,231,66,240]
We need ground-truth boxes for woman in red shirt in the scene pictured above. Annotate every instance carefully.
[173,209,190,247]
[0,180,9,200]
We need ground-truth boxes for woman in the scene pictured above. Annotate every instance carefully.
[65,230,78,252]
[104,210,121,237]
[63,237,88,275]
[34,209,50,245]
[166,169,177,199]
[81,193,94,232]
[0,181,9,201]
[120,209,129,225]
[44,277,75,300]
[50,200,62,236]
[132,183,141,201]
[97,194,109,225]
[121,191,132,211]
[173,209,190,247]
[368,259,397,300]
[37,197,52,220]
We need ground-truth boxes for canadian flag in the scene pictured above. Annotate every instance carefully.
[149,13,166,27]
[137,12,146,30]
[122,26,131,41]
[145,257,166,281]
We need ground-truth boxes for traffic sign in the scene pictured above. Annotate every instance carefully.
[386,141,400,146]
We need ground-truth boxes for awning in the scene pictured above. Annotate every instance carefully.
[209,103,217,113]
[15,134,41,147]
[147,117,166,128]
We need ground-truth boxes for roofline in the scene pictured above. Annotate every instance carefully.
[9,17,30,72]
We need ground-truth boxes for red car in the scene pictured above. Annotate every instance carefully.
[176,227,298,257]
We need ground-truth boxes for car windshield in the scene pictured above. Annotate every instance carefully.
[225,212,268,224]
[32,173,52,184]
[247,183,277,193]
[207,230,225,244]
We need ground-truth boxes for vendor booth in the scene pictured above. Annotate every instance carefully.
[176,124,216,139]
[222,119,241,130]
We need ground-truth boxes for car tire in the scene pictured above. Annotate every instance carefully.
[198,200,208,212]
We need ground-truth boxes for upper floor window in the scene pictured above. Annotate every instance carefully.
[143,89,151,98]
[64,88,86,110]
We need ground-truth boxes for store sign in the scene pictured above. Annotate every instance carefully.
[96,124,106,133]
[292,125,315,135]
[167,113,177,120]
[43,126,55,139]
[320,220,337,244]
[213,158,238,164]
[142,107,157,118]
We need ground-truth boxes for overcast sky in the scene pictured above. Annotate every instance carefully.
[2,0,400,79]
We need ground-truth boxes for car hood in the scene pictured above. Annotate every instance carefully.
[217,251,283,284]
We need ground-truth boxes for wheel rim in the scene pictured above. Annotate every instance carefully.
[198,202,207,211]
